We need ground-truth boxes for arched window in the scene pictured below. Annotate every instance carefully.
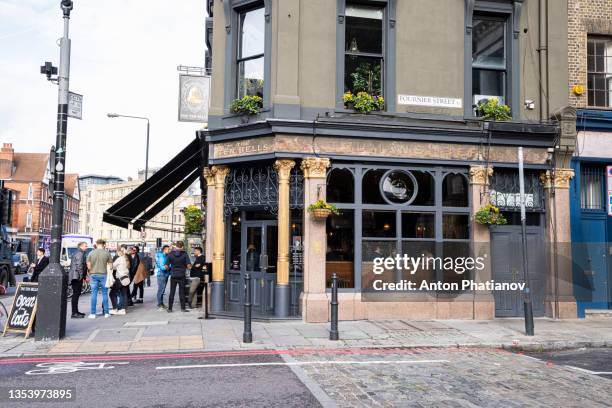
[327,168,354,203]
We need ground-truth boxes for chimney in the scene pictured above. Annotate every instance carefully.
[0,143,14,179]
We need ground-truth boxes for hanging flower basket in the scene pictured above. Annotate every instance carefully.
[474,204,507,226]
[308,200,340,221]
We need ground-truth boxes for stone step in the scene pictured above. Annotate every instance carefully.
[585,309,612,318]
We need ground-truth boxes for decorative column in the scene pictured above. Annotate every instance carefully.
[274,159,295,317]
[468,165,495,319]
[203,167,215,264]
[541,168,576,318]
[300,157,331,322]
[210,165,230,312]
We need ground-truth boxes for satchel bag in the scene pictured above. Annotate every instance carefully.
[120,274,131,287]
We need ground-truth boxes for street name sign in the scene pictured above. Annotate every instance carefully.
[68,92,83,119]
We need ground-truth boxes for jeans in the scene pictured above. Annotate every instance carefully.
[168,276,186,311]
[188,277,201,308]
[110,282,125,310]
[90,275,109,315]
[70,279,83,315]
[156,274,169,306]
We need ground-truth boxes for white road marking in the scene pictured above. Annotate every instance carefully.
[565,365,612,375]
[156,359,450,370]
[25,361,129,375]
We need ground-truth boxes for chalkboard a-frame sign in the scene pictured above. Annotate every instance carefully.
[2,282,39,339]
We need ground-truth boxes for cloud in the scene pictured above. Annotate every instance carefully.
[0,0,206,180]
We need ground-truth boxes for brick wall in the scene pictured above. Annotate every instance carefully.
[568,0,612,107]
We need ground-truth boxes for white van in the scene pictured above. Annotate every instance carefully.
[61,235,94,269]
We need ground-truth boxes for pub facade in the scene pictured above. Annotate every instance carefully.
[107,0,578,321]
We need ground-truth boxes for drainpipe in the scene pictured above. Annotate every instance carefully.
[538,0,549,121]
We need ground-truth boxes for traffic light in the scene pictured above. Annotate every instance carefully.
[156,237,162,249]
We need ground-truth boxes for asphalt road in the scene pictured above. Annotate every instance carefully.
[0,352,320,408]
[526,347,612,379]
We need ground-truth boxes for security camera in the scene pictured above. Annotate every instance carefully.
[61,0,73,16]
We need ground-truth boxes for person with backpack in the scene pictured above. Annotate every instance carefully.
[166,241,191,313]
[110,246,130,315]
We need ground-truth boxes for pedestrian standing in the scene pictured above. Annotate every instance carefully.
[68,241,88,318]
[188,247,205,309]
[166,241,191,313]
[144,251,154,287]
[30,248,49,283]
[130,246,145,304]
[86,239,113,318]
[155,245,171,310]
[110,247,130,315]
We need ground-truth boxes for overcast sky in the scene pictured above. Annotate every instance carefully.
[0,0,205,180]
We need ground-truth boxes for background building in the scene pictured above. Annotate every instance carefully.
[568,0,612,317]
[79,170,201,253]
[0,143,80,258]
[78,174,123,192]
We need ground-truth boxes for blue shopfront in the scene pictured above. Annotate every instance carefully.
[570,109,612,317]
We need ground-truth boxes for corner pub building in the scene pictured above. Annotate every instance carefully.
[105,0,579,321]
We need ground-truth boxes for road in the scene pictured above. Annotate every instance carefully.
[0,346,610,407]
[526,347,612,379]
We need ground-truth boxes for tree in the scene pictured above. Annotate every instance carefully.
[183,205,203,235]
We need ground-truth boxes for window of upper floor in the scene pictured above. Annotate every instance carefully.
[237,5,265,99]
[472,14,508,109]
[587,36,612,108]
[344,4,384,97]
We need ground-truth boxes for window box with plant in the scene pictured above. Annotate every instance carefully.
[230,95,263,120]
[474,203,507,226]
[343,91,384,114]
[475,98,511,121]
[307,200,340,220]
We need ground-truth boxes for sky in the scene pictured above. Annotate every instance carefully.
[0,0,206,180]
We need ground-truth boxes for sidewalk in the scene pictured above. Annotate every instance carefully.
[1,277,611,357]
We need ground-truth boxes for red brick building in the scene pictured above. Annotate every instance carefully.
[0,143,80,257]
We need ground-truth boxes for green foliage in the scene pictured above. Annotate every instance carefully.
[474,204,507,226]
[475,98,511,121]
[350,62,382,94]
[307,200,341,215]
[230,95,263,116]
[343,91,385,114]
[183,205,203,235]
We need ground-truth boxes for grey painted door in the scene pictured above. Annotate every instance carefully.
[490,225,546,317]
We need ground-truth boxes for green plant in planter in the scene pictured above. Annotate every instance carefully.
[475,98,511,121]
[307,200,341,215]
[343,91,384,114]
[230,95,263,116]
[474,203,507,226]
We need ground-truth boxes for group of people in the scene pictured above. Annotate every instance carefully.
[67,239,207,318]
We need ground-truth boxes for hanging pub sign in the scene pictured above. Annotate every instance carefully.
[607,166,612,216]
[178,74,211,123]
[2,282,39,339]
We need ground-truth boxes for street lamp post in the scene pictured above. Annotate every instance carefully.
[106,113,150,181]
[35,0,74,341]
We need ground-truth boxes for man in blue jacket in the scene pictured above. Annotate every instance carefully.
[155,245,171,311]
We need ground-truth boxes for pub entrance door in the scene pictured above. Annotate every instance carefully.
[226,219,278,315]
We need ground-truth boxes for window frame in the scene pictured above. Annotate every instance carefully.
[587,36,612,108]
[224,0,272,114]
[464,0,523,119]
[236,5,266,99]
[336,0,396,112]
[326,164,471,292]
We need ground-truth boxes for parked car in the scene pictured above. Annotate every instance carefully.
[12,252,29,275]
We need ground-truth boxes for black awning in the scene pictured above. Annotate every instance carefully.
[103,137,202,229]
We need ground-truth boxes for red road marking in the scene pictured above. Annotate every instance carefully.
[0,346,506,366]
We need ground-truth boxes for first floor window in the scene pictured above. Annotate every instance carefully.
[237,6,265,99]
[580,165,604,210]
[344,4,384,96]
[472,14,508,110]
[588,37,612,107]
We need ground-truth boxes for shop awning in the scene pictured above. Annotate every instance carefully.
[103,137,203,230]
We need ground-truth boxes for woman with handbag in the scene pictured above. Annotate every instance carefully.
[110,247,130,315]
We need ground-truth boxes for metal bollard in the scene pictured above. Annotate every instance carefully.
[243,273,253,343]
[203,282,209,319]
[329,273,339,341]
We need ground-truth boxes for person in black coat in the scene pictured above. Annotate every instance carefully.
[30,248,49,283]
[129,246,143,304]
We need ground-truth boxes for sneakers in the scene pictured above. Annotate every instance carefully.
[115,309,126,315]
[135,299,144,304]
[71,313,84,319]
[87,314,96,319]
[167,309,173,313]
[157,305,166,312]
[104,313,111,318]
[109,309,118,315]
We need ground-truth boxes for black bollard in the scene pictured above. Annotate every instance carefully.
[329,273,339,341]
[243,273,253,343]
[204,282,209,319]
